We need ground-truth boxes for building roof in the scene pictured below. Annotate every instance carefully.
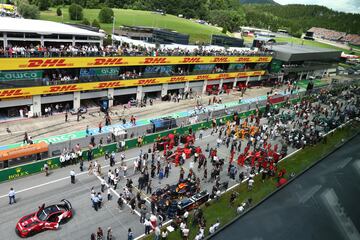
[0,17,104,37]
[255,37,276,42]
[266,43,342,62]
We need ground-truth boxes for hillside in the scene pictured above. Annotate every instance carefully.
[239,0,277,4]
[243,4,360,37]
[40,7,224,44]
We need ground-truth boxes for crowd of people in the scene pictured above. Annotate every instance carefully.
[90,226,113,240]
[0,42,272,58]
[308,27,360,46]
[8,81,359,239]
[77,83,358,239]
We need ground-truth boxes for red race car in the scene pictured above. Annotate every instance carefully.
[16,199,73,238]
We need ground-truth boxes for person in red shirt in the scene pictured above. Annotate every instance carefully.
[98,122,102,133]
[229,150,235,164]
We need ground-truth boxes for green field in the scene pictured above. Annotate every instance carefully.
[40,7,224,44]
[275,36,346,50]
[243,35,358,54]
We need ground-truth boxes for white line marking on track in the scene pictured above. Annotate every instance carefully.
[0,156,138,199]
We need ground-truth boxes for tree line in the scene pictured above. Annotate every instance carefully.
[16,0,360,37]
[243,4,360,37]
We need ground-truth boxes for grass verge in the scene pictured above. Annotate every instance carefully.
[40,7,224,44]
[243,35,358,55]
[143,120,360,240]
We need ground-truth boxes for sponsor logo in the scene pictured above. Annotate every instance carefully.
[138,79,157,85]
[169,76,186,82]
[236,57,251,62]
[257,57,269,62]
[218,73,230,78]
[8,167,29,180]
[96,82,123,88]
[19,59,71,68]
[43,160,58,170]
[236,72,247,77]
[88,58,127,66]
[196,75,210,80]
[46,85,81,93]
[142,58,169,64]
[211,57,229,63]
[253,71,263,75]
[0,89,25,97]
[180,57,202,63]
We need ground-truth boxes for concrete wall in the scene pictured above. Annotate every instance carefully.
[143,85,162,92]
[0,98,32,108]
[168,83,185,90]
[42,94,73,104]
[80,90,107,99]
[114,87,137,95]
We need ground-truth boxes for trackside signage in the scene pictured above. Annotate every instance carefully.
[0,56,272,71]
[0,71,266,99]
[0,70,42,81]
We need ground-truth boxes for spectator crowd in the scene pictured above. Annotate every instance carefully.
[0,42,272,58]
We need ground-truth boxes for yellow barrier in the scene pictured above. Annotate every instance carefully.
[0,71,265,99]
[0,56,272,71]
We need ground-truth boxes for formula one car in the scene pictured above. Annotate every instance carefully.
[15,199,73,238]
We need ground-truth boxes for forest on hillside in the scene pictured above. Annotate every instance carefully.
[19,0,360,36]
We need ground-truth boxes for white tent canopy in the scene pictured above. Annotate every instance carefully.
[112,34,252,53]
[0,17,104,37]
[112,35,155,48]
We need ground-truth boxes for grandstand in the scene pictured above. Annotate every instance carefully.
[0,3,18,17]
[342,34,360,46]
[307,27,360,46]
[0,18,272,119]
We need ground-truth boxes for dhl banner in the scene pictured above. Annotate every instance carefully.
[0,71,265,99]
[0,56,272,71]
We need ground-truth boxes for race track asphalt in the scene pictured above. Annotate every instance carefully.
[0,120,292,240]
[211,133,360,240]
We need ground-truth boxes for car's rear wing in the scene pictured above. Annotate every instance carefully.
[61,199,72,210]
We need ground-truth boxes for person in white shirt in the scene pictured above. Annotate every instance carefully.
[209,220,220,234]
[100,177,106,192]
[179,221,186,231]
[182,227,189,239]
[70,170,76,184]
[195,227,205,240]
[123,165,128,177]
[183,210,189,222]
[144,218,152,235]
[65,153,71,166]
[8,188,16,204]
[161,230,168,239]
[248,177,254,190]
[189,160,194,170]
[237,203,246,214]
